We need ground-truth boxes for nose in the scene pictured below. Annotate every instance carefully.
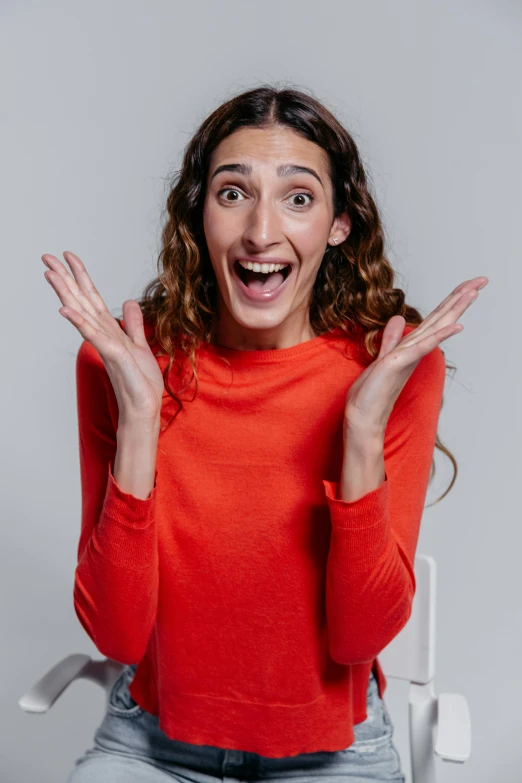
[241,196,283,251]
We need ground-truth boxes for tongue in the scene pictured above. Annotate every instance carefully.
[244,270,285,293]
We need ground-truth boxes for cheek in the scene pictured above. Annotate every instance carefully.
[291,217,329,253]
[203,203,237,250]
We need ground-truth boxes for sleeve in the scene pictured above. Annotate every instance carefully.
[72,339,159,664]
[322,339,446,665]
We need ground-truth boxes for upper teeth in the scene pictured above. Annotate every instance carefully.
[238,260,290,274]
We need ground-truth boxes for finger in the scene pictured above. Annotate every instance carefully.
[396,321,464,370]
[42,253,101,323]
[44,251,112,321]
[412,277,486,339]
[62,252,110,316]
[58,306,118,360]
[402,289,477,349]
[406,285,480,344]
[44,269,100,330]
[417,322,464,352]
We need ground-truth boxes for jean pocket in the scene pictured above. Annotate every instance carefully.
[345,689,393,752]
[106,665,145,718]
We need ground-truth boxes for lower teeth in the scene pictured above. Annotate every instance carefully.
[237,265,289,285]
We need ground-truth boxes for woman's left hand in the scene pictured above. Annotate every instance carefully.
[344,276,489,439]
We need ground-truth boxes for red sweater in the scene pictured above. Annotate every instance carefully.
[73,321,446,758]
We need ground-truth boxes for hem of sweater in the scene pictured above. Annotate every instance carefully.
[373,657,388,701]
[129,684,360,758]
[348,659,388,723]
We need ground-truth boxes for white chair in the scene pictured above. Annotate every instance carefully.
[18,554,471,782]
[377,554,471,781]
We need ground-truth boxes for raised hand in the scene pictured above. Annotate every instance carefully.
[344,276,489,437]
[42,250,165,424]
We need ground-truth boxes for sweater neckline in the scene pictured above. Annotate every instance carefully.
[198,328,353,364]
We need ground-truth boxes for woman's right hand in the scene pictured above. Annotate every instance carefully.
[42,250,165,424]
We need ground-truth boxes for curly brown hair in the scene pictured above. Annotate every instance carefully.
[117,83,457,507]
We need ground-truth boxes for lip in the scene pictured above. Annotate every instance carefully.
[232,259,295,303]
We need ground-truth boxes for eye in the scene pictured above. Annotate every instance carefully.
[217,188,315,209]
[217,188,245,203]
[288,191,315,209]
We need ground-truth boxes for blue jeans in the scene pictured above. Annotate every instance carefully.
[67,664,405,782]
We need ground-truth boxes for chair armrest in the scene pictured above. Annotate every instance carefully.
[18,654,122,714]
[434,692,471,762]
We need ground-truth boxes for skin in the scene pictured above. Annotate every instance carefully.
[340,279,489,501]
[201,124,489,438]
[344,283,489,438]
[40,126,489,442]
[202,125,351,351]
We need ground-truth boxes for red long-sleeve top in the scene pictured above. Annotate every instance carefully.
[72,321,446,758]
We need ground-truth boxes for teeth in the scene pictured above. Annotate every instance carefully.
[237,260,290,274]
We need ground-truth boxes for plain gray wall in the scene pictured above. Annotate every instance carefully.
[2,1,520,780]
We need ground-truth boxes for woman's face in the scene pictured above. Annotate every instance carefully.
[203,125,351,350]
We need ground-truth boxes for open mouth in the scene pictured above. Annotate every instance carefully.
[233,260,293,293]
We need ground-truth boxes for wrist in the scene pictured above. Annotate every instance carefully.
[340,425,386,503]
[118,413,161,437]
[343,419,385,450]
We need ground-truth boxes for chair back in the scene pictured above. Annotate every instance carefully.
[377,554,436,684]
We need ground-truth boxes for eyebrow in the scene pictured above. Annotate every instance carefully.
[210,162,323,187]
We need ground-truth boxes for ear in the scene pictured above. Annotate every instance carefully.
[327,211,351,247]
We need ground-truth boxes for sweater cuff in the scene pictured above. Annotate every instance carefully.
[101,460,158,528]
[322,474,389,530]
[323,476,391,570]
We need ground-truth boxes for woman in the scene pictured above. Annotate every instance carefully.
[42,86,487,782]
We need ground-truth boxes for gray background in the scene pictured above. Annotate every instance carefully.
[1,1,520,781]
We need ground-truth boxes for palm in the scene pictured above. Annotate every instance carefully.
[42,251,165,417]
[345,276,488,433]
[117,319,165,403]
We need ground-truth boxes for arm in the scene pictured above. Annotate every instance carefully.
[323,345,446,665]
[73,339,160,664]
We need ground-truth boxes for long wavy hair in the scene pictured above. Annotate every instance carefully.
[119,84,457,506]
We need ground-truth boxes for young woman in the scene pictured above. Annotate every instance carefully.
[42,86,487,782]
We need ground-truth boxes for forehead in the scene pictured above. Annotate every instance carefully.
[208,126,330,177]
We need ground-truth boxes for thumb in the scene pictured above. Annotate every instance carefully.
[377,315,406,359]
[121,300,148,347]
